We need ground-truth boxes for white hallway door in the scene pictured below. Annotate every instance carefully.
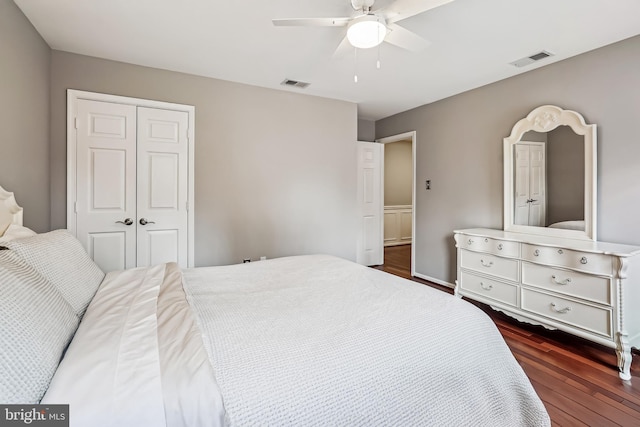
[71,94,193,272]
[356,141,383,266]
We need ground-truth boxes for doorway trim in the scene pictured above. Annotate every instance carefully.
[66,89,195,267]
[376,131,416,277]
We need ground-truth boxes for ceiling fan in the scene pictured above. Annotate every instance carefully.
[272,0,454,54]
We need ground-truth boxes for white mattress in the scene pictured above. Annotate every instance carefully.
[43,255,549,426]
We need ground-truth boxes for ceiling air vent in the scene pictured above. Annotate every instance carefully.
[280,78,310,89]
[509,50,554,68]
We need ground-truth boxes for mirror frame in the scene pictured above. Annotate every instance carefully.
[503,105,597,240]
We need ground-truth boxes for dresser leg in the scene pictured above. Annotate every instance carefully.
[454,281,462,299]
[616,332,632,381]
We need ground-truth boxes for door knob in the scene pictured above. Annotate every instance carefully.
[139,218,155,225]
[116,218,133,226]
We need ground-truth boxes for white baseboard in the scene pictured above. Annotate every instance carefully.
[413,272,455,289]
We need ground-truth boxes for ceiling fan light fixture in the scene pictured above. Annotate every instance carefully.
[347,15,386,49]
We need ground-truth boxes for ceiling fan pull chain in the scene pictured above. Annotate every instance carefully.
[354,47,359,83]
[377,15,382,69]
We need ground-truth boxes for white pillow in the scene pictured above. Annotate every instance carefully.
[0,249,80,403]
[0,224,37,242]
[5,230,105,317]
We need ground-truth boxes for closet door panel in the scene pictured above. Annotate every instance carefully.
[143,229,179,267]
[136,107,189,268]
[75,99,137,272]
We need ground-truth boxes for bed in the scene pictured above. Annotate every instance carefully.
[548,220,586,231]
[0,185,550,426]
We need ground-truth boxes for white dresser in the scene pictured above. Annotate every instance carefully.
[454,228,640,380]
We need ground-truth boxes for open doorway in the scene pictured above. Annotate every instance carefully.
[377,131,416,276]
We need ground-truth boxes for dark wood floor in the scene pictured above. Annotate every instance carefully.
[374,245,640,426]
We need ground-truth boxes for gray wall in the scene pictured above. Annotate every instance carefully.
[376,35,640,284]
[0,0,51,232]
[50,51,358,266]
[357,118,376,142]
[384,140,413,206]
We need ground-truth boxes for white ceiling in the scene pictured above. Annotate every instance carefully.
[14,0,640,121]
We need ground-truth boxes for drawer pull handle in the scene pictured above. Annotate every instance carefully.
[484,238,489,243]
[550,302,571,314]
[558,249,563,254]
[480,282,493,291]
[468,239,474,245]
[580,256,588,264]
[534,249,540,256]
[551,275,571,286]
[480,259,493,267]
[497,244,503,250]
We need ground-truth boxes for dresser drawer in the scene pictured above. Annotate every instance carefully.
[522,262,611,305]
[521,244,612,276]
[460,250,519,282]
[460,271,518,307]
[458,235,519,258]
[521,288,612,338]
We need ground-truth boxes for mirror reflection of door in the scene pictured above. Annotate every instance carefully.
[514,126,585,229]
[514,141,546,226]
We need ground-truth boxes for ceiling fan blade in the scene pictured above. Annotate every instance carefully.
[272,17,350,27]
[331,35,354,59]
[384,0,454,24]
[384,23,431,51]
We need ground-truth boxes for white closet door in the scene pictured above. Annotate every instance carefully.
[75,99,137,272]
[136,107,189,268]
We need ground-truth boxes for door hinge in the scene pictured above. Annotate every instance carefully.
[186,201,190,212]
[74,117,79,129]
[74,202,78,213]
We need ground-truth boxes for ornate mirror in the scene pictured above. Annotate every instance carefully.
[503,105,597,240]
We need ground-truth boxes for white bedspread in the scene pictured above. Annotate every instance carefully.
[182,255,550,427]
[42,255,548,426]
